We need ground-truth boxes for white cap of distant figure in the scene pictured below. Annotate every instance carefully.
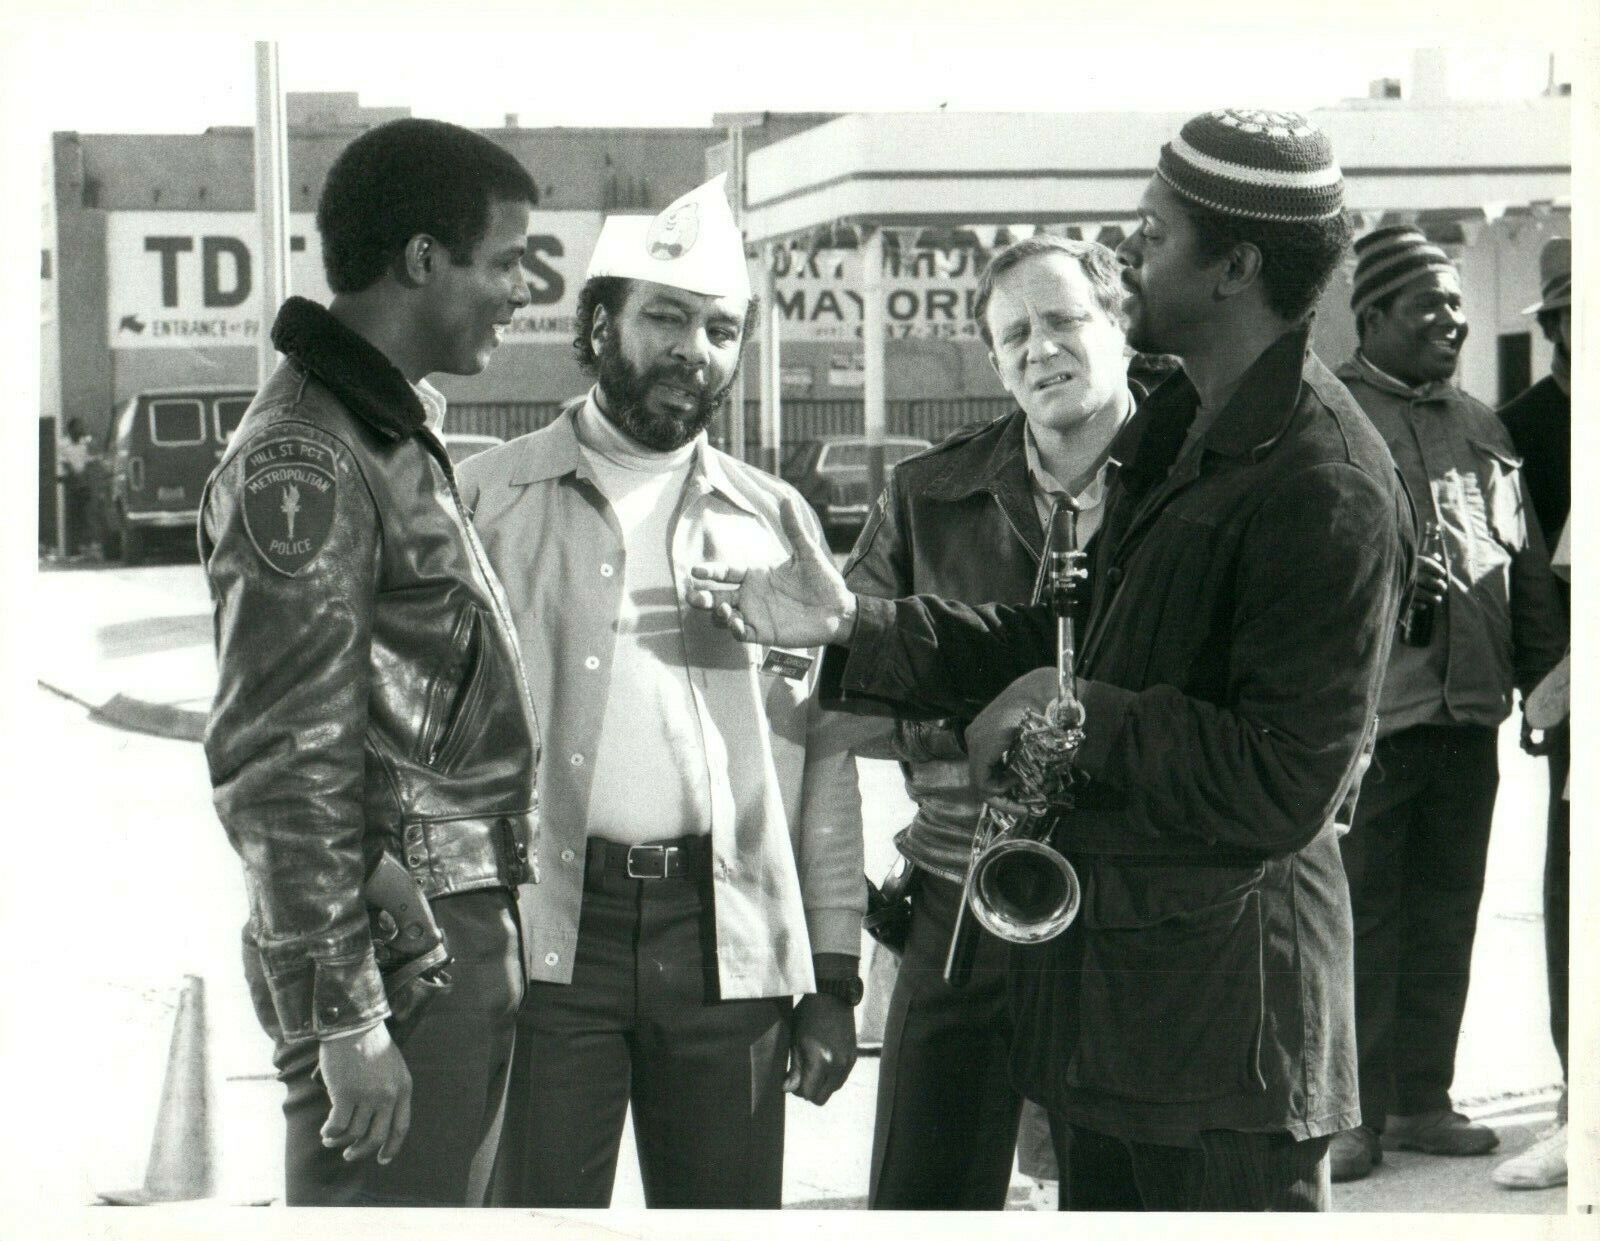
[586,173,752,302]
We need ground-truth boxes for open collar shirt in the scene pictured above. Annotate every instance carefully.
[455,398,865,998]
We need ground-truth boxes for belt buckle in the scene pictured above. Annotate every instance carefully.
[626,845,671,880]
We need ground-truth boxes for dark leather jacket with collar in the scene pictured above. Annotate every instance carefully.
[840,408,1098,880]
[829,327,1414,1142]
[200,297,541,1045]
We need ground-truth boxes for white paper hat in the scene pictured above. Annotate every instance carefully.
[585,173,751,302]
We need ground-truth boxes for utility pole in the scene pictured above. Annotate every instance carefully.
[253,42,290,391]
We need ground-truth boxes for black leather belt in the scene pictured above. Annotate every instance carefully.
[586,835,709,882]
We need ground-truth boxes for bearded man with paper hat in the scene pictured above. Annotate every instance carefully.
[455,174,866,1209]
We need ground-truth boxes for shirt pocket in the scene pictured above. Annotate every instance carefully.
[1067,860,1268,1103]
[1464,436,1527,554]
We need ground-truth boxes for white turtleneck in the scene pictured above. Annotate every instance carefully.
[571,393,711,843]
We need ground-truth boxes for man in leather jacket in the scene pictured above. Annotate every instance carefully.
[199,119,542,1206]
[841,236,1137,1210]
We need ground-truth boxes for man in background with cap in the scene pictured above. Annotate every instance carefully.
[1491,235,1572,1191]
[1328,226,1566,1183]
[456,175,866,1209]
[688,109,1413,1210]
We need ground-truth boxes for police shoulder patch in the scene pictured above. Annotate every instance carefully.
[240,434,339,576]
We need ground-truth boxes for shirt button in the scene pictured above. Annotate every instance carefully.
[544,951,560,967]
[321,1005,340,1021]
[1106,566,1123,586]
[570,753,584,767]
[584,656,600,670]
[560,849,576,863]
[600,563,615,578]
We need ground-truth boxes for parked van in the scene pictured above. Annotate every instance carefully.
[102,387,506,564]
[104,387,253,563]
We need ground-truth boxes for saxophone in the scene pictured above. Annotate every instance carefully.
[943,500,1087,986]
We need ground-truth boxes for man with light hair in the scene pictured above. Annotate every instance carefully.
[842,233,1138,1210]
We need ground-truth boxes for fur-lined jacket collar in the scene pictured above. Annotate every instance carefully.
[270,296,425,442]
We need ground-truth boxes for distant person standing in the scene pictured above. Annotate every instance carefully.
[1491,236,1572,1191]
[57,417,98,558]
[1329,226,1567,1183]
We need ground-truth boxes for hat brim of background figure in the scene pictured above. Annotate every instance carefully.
[586,172,752,303]
[1520,236,1571,315]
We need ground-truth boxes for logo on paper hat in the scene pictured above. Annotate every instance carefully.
[586,173,751,302]
[647,200,700,259]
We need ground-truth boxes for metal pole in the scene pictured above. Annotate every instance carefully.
[726,124,748,461]
[861,227,887,503]
[759,242,782,475]
[253,42,291,391]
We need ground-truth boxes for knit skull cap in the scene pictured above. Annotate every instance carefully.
[1156,109,1344,223]
[1350,225,1456,315]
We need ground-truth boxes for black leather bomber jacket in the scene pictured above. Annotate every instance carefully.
[200,297,541,1044]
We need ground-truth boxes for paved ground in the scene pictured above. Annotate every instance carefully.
[5,554,1579,1222]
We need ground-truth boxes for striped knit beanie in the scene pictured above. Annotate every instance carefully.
[1350,226,1456,315]
[1156,109,1344,223]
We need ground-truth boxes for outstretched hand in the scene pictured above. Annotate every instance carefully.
[688,494,859,647]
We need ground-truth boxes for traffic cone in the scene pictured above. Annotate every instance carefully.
[100,975,217,1204]
[856,939,899,1053]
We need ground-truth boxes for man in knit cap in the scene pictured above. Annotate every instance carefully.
[1328,227,1566,1182]
[1491,236,1572,1191]
[456,175,865,1208]
[688,109,1413,1210]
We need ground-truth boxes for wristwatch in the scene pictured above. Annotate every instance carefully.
[813,975,865,1007]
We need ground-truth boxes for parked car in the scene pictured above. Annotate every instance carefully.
[440,432,504,467]
[102,387,254,564]
[779,435,932,547]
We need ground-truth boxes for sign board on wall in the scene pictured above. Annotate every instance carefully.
[773,246,992,343]
[106,211,603,349]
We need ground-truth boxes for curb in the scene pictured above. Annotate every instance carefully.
[41,681,205,743]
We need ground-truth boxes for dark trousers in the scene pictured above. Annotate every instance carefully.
[869,869,1023,1209]
[493,837,790,1208]
[1545,730,1569,1082]
[250,889,524,1206]
[1340,724,1499,1127]
[1060,1124,1330,1211]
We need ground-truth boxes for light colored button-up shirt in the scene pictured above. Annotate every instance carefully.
[1023,429,1118,549]
[456,400,866,998]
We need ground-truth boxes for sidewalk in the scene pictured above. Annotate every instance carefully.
[28,558,1569,1213]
